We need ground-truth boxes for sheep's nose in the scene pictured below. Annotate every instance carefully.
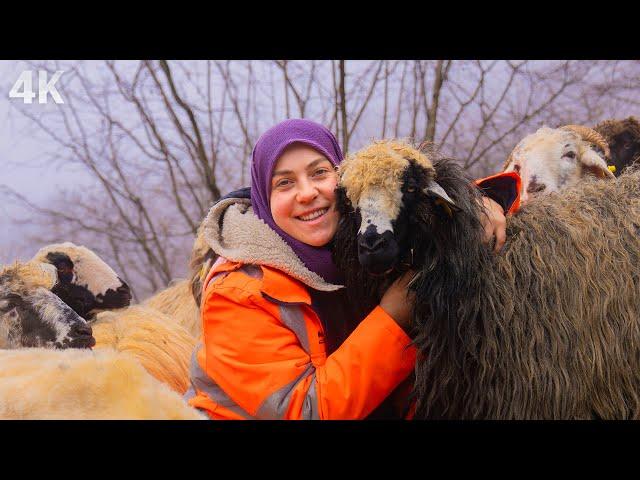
[71,323,93,337]
[527,176,546,194]
[117,283,132,300]
[360,234,387,252]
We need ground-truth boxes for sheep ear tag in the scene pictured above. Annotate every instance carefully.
[424,181,459,217]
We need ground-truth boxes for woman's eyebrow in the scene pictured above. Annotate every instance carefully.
[272,157,329,177]
[305,157,330,169]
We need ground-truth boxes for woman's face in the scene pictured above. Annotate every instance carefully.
[270,144,340,247]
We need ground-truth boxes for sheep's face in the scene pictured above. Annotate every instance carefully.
[32,243,132,318]
[504,127,613,205]
[339,141,446,275]
[608,129,640,175]
[0,263,95,349]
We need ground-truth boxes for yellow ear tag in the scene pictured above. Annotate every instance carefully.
[434,198,454,218]
[608,165,616,174]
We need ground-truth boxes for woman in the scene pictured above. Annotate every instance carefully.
[185,119,518,420]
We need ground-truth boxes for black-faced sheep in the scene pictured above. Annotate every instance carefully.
[333,140,640,419]
[32,242,132,320]
[0,261,95,349]
[36,241,206,338]
[594,116,640,176]
[0,348,205,419]
[503,125,614,205]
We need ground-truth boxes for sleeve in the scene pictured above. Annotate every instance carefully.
[200,278,416,420]
[474,171,521,214]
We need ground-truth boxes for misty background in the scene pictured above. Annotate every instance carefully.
[1,60,639,300]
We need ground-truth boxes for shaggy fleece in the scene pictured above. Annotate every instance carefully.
[0,348,205,419]
[143,280,201,338]
[337,139,640,418]
[201,196,342,292]
[92,305,197,395]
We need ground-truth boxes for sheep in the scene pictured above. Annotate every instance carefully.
[594,116,640,176]
[36,240,208,337]
[333,139,640,419]
[0,261,95,349]
[31,242,132,319]
[1,256,196,418]
[91,305,197,394]
[32,243,198,394]
[0,347,205,419]
[503,125,615,205]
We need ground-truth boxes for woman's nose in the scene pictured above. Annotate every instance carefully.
[296,180,318,203]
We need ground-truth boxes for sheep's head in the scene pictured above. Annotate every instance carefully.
[32,242,132,319]
[594,116,640,176]
[0,262,95,349]
[503,125,614,205]
[337,140,458,275]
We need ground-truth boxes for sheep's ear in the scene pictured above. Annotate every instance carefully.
[581,149,615,179]
[423,180,459,217]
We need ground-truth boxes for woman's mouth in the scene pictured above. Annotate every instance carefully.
[296,208,329,222]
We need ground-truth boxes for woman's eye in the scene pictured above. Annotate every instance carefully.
[313,169,329,177]
[563,151,576,160]
[275,179,292,188]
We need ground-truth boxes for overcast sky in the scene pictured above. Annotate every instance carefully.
[0,60,91,261]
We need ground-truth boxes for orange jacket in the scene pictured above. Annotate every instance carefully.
[186,260,416,419]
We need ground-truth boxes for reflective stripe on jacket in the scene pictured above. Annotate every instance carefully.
[186,260,417,420]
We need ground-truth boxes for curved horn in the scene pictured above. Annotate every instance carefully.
[502,151,514,171]
[561,125,611,160]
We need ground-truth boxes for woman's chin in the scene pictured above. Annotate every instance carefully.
[291,220,338,247]
[299,234,333,247]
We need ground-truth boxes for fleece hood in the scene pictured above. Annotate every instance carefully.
[200,190,343,292]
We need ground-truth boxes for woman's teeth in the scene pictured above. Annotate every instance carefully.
[298,208,328,221]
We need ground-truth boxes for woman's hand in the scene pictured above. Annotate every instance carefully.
[380,270,417,335]
[479,196,507,253]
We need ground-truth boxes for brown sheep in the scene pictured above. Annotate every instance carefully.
[334,140,640,419]
[594,116,640,176]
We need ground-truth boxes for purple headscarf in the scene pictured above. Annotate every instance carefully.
[250,119,344,285]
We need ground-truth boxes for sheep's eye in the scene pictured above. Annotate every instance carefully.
[623,142,632,149]
[563,151,576,160]
[0,296,19,310]
[406,186,416,193]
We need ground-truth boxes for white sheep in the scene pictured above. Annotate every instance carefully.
[503,125,615,205]
[91,305,197,394]
[0,348,205,419]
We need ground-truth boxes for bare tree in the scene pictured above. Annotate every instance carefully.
[3,59,640,299]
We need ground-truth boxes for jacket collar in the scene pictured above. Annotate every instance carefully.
[201,195,343,293]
